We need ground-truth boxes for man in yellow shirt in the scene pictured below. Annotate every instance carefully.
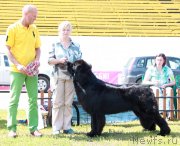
[5,4,42,137]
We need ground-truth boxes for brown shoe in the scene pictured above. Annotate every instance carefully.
[8,131,17,138]
[30,130,42,137]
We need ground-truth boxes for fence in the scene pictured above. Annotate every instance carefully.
[155,88,180,120]
[39,88,180,126]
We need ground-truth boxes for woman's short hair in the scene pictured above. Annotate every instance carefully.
[154,53,166,67]
[58,21,72,31]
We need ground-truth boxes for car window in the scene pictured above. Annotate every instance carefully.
[168,58,180,70]
[4,55,9,67]
[136,58,145,68]
[146,58,155,68]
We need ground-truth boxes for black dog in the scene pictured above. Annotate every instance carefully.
[67,59,171,137]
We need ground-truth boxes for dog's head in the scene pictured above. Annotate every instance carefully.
[67,59,92,76]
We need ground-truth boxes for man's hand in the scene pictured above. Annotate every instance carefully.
[16,64,26,74]
[34,60,40,68]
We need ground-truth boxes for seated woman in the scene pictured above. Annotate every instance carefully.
[143,53,175,118]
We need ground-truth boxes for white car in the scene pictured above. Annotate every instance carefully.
[0,52,50,92]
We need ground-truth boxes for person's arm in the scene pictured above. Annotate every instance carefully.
[161,69,176,88]
[6,45,26,73]
[48,43,67,65]
[161,81,175,89]
[35,47,41,62]
[48,58,67,65]
[33,47,41,68]
[33,27,41,66]
[143,74,154,84]
[142,69,154,85]
[143,67,161,86]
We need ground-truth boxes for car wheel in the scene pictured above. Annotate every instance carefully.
[38,76,50,92]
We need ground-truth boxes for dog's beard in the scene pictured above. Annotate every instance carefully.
[67,62,75,76]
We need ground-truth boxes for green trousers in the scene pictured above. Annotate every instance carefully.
[7,72,38,132]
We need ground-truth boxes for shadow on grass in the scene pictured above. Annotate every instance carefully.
[0,119,7,129]
[66,121,180,142]
[110,122,140,128]
[46,121,177,140]
[55,130,174,143]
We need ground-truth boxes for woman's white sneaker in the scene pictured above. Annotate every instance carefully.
[52,131,60,135]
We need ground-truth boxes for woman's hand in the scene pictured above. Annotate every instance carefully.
[59,57,68,64]
[160,84,166,89]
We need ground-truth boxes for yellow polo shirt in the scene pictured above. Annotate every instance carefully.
[6,21,41,72]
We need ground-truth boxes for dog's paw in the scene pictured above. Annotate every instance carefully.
[157,128,171,136]
[86,132,96,137]
[157,132,166,136]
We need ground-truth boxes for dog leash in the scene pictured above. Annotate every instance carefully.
[76,82,86,95]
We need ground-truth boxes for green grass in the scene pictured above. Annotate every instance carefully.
[0,110,180,146]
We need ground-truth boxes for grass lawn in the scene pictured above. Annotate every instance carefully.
[0,110,180,146]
